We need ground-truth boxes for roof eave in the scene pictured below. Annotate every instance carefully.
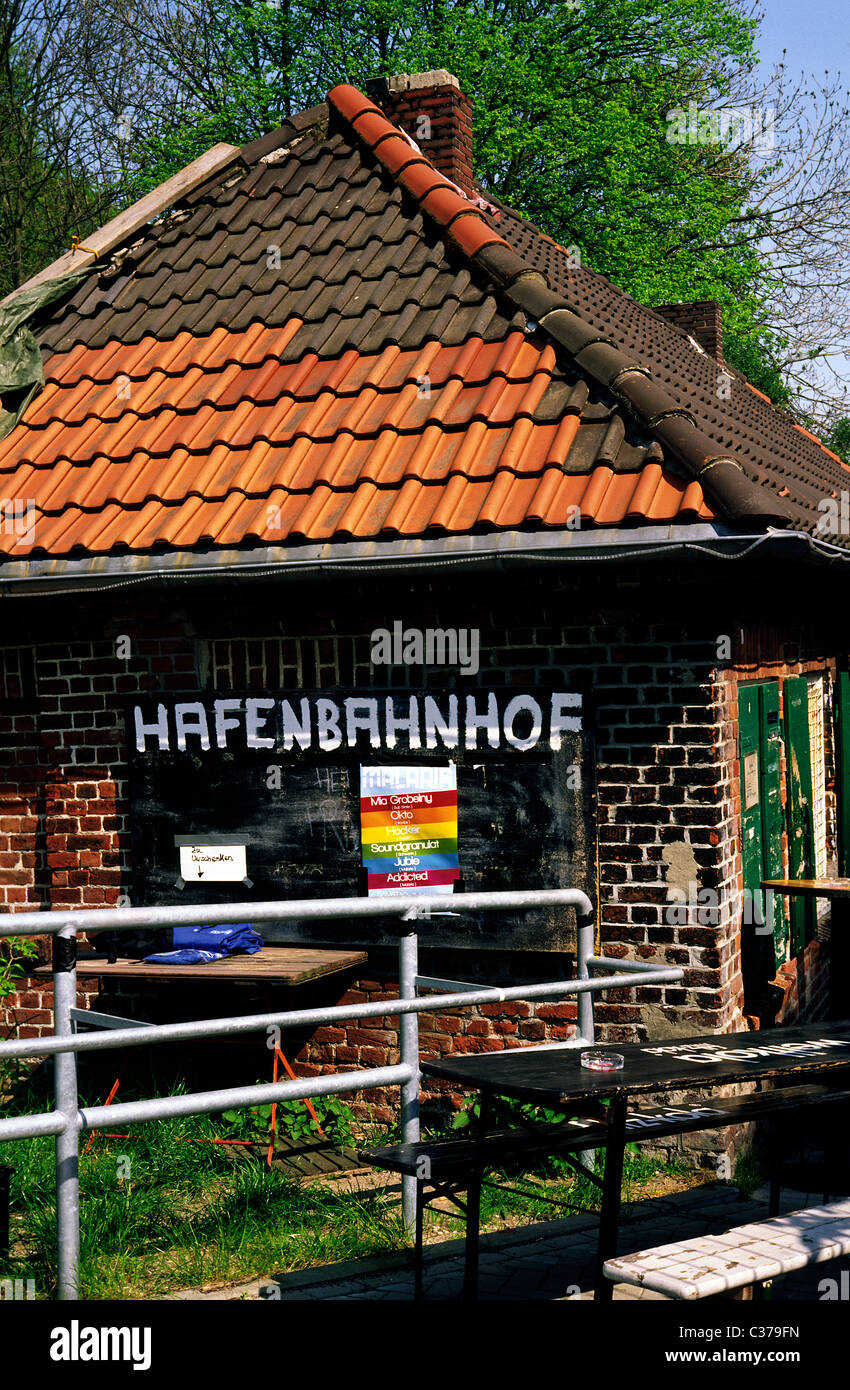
[0,524,838,599]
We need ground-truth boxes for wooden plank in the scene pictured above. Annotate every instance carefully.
[604,1199,850,1299]
[33,945,367,984]
[763,878,850,900]
[361,1083,850,1175]
[262,1141,363,1178]
[2,143,241,304]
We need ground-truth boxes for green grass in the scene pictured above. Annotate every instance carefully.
[469,1144,694,1230]
[0,1090,409,1300]
[733,1149,767,1199]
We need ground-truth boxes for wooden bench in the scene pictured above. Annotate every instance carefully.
[603,1198,850,1299]
[360,1082,849,1299]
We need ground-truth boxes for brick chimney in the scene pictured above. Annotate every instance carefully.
[365,71,475,197]
[653,300,724,362]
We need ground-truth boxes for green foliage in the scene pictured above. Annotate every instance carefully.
[0,47,117,298]
[123,0,792,400]
[221,1092,355,1147]
[732,1148,766,1198]
[0,936,39,1092]
[452,1093,589,1176]
[0,936,38,1008]
[723,327,793,408]
[823,418,850,465]
[452,1094,570,1132]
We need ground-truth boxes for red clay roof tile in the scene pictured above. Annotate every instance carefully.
[447,214,506,259]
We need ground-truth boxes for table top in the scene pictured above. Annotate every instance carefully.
[33,946,368,985]
[420,1020,850,1104]
[763,878,850,899]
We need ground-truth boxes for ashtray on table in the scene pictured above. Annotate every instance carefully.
[580,1049,624,1072]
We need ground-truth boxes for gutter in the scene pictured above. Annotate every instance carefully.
[0,524,845,599]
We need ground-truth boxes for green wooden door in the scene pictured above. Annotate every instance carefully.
[836,671,850,877]
[759,682,786,964]
[739,682,786,966]
[784,675,816,953]
[739,686,765,936]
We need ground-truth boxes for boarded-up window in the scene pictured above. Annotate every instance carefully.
[0,647,35,706]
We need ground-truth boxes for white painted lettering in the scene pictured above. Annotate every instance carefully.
[464,693,500,749]
[503,694,543,751]
[344,698,381,748]
[246,697,276,748]
[133,703,170,752]
[213,698,242,749]
[174,702,211,751]
[549,692,582,749]
[385,697,421,750]
[316,699,342,751]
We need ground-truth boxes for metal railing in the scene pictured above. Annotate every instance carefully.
[0,889,684,1300]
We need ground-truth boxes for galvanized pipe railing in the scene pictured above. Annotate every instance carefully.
[0,889,597,939]
[0,890,684,1299]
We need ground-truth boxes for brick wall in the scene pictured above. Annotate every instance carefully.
[0,566,841,1156]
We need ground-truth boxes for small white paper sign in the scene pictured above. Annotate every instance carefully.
[178,844,247,883]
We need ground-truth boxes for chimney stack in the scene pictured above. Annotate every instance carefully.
[653,300,724,362]
[366,71,475,198]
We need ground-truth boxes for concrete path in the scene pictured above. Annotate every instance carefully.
[169,1180,846,1301]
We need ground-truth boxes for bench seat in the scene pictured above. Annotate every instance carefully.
[359,1082,845,1177]
[604,1198,850,1299]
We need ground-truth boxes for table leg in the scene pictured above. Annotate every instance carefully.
[462,1093,490,1301]
[594,1093,627,1301]
[462,1171,483,1302]
[414,1183,425,1301]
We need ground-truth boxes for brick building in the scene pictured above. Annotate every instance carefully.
[1,71,849,1141]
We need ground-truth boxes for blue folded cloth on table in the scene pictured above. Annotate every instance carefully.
[144,923,263,965]
[145,948,229,965]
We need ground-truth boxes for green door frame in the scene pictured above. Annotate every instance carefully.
[783,675,817,954]
[739,681,786,967]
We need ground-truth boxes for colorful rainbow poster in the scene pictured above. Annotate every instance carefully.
[360,765,459,896]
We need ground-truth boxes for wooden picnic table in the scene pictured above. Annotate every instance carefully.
[421,1020,850,1300]
[33,945,367,986]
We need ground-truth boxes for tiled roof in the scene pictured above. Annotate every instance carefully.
[0,81,836,563]
[486,197,849,540]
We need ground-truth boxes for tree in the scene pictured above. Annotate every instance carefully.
[823,417,850,466]
[0,0,122,297]
[9,0,850,422]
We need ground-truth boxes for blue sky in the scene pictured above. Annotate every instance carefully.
[755,0,849,79]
